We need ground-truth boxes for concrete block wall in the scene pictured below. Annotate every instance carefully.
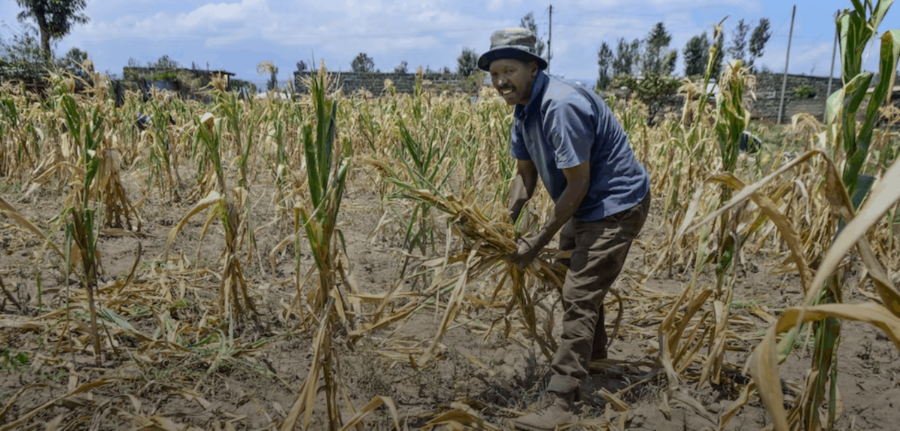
[749,73,842,121]
[291,71,847,124]
[293,71,465,95]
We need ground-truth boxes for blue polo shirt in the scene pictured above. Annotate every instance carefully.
[511,71,649,222]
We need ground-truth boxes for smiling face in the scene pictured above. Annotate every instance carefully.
[489,58,539,106]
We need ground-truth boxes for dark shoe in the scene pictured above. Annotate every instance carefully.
[513,391,575,431]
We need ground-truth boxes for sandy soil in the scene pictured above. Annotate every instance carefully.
[1,164,898,431]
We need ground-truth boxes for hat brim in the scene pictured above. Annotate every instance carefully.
[477,47,548,72]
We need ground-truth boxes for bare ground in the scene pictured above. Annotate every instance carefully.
[1,166,898,430]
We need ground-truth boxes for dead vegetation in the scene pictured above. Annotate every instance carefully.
[1,11,900,429]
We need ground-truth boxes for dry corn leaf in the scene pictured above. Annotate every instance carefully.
[0,378,116,431]
[338,396,402,431]
[750,303,900,431]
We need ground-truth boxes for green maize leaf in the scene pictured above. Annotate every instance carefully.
[860,29,900,144]
[825,89,844,124]
[844,140,870,196]
[302,124,321,208]
[838,8,864,79]
[398,120,423,170]
[99,306,137,332]
[320,99,338,191]
[850,173,876,210]
[842,72,873,115]
[871,0,895,39]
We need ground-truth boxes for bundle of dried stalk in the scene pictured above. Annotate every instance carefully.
[353,187,568,364]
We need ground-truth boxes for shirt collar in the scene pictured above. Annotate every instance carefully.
[514,71,548,120]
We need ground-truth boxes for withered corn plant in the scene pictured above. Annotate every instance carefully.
[680,2,900,430]
[145,94,182,202]
[281,64,359,431]
[58,91,106,365]
[165,112,258,322]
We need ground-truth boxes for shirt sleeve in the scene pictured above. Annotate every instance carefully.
[542,94,594,169]
[510,121,531,160]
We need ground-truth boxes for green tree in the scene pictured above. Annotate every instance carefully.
[296,60,308,73]
[612,37,642,76]
[613,72,680,124]
[228,78,257,94]
[0,25,43,70]
[727,18,750,64]
[520,12,546,60]
[642,22,677,75]
[151,54,179,69]
[351,52,375,73]
[711,31,725,80]
[58,46,88,77]
[683,33,710,77]
[394,60,408,74]
[748,18,772,71]
[457,48,478,77]
[596,41,614,90]
[14,0,89,61]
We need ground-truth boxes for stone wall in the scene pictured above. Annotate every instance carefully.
[293,71,466,95]
[291,70,844,122]
[749,73,842,121]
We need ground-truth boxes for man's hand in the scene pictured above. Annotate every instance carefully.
[508,235,545,270]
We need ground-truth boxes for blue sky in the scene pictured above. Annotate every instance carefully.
[1,0,896,85]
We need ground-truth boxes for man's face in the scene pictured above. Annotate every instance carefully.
[489,59,538,106]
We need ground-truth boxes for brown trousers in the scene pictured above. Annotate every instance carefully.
[547,192,650,395]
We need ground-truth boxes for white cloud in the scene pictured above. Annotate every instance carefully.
[65,0,272,45]
[2,0,855,82]
[761,42,839,76]
[486,0,522,13]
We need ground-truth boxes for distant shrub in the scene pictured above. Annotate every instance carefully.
[794,84,816,98]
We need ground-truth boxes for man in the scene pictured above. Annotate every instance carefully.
[478,28,651,431]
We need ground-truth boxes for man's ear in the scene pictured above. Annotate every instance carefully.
[530,61,539,77]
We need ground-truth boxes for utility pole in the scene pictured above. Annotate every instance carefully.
[548,5,553,74]
[777,5,797,125]
[826,9,840,116]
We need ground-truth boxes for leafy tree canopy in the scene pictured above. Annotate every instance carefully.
[457,48,478,77]
[612,72,680,124]
[520,12,546,59]
[641,22,677,75]
[612,38,642,76]
[727,19,750,64]
[683,33,710,77]
[596,41,614,90]
[150,54,179,70]
[58,46,88,77]
[351,52,375,73]
[15,0,89,59]
[748,18,772,71]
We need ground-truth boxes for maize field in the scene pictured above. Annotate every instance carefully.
[2,3,900,430]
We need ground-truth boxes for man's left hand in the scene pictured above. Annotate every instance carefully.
[508,235,545,270]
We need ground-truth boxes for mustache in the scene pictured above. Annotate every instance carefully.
[498,86,516,92]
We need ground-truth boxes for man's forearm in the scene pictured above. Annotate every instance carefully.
[508,174,532,220]
[533,184,587,246]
